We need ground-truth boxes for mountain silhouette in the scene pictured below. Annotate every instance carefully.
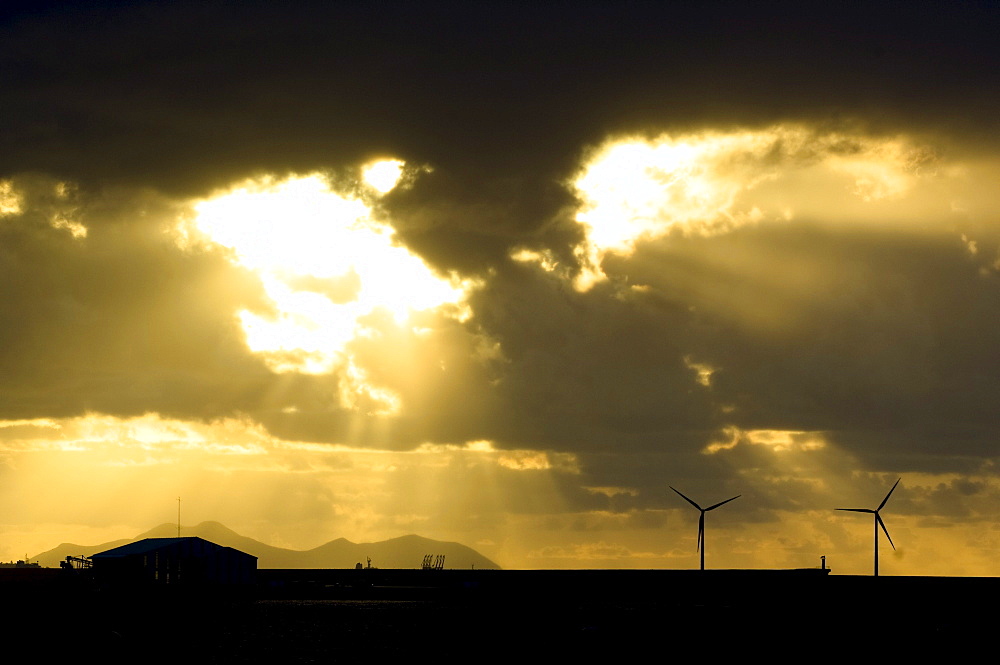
[32,521,501,570]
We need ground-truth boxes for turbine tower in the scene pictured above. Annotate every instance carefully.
[837,478,901,576]
[670,486,740,571]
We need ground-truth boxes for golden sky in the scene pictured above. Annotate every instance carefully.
[2,1,1000,575]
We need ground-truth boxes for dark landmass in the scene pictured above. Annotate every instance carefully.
[15,526,993,661]
[31,521,500,570]
[2,566,993,661]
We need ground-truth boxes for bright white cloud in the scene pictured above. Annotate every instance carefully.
[182,170,478,412]
[362,159,405,193]
[568,125,941,290]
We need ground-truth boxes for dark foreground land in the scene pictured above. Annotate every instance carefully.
[3,568,996,662]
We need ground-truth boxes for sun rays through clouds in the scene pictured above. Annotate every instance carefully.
[181,164,479,414]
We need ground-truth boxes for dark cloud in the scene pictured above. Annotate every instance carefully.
[380,171,582,275]
[469,264,720,448]
[4,2,999,310]
[622,224,1000,458]
[3,1,999,192]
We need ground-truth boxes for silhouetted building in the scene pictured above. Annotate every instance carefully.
[91,537,256,589]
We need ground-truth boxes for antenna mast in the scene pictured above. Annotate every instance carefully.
[177,497,181,538]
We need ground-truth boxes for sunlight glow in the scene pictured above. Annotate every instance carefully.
[570,125,937,290]
[703,426,828,454]
[510,248,558,271]
[497,452,554,471]
[408,440,498,453]
[14,413,274,454]
[51,215,87,238]
[530,541,645,562]
[0,418,59,429]
[184,170,476,412]
[7,409,1000,573]
[683,355,715,387]
[586,486,640,498]
[363,159,405,193]
[0,180,22,215]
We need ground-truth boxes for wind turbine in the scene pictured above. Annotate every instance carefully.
[837,478,901,576]
[670,486,740,571]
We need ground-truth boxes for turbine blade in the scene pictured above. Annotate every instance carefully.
[837,508,875,513]
[877,513,895,550]
[670,486,703,511]
[879,478,902,511]
[706,495,741,511]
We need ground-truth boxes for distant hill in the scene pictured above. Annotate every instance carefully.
[32,521,501,570]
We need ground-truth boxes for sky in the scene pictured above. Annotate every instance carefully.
[2,0,1000,575]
